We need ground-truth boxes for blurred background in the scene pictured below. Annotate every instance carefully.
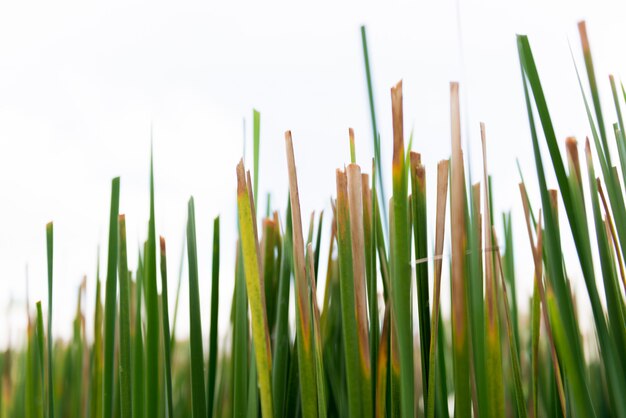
[0,1,624,347]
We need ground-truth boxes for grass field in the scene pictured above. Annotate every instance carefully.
[0,21,625,418]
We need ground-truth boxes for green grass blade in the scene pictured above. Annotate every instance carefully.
[517,35,597,417]
[207,217,220,417]
[102,178,120,418]
[272,198,292,417]
[360,25,387,231]
[409,152,430,399]
[92,276,104,418]
[609,76,626,186]
[186,197,207,418]
[170,234,186,351]
[232,240,249,418]
[132,253,145,418]
[45,222,54,418]
[336,168,364,418]
[578,21,610,162]
[314,211,324,287]
[158,237,174,418]
[390,81,413,418]
[117,215,133,418]
[35,301,44,418]
[246,342,259,418]
[502,213,520,349]
[362,170,379,412]
[253,109,261,204]
[306,243,327,418]
[236,161,274,418]
[144,149,160,418]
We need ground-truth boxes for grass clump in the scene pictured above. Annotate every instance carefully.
[1,20,625,418]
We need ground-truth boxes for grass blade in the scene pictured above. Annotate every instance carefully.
[272,199,292,416]
[450,82,471,418]
[360,25,387,230]
[35,301,45,418]
[45,221,54,418]
[232,239,249,417]
[102,178,120,418]
[491,227,526,418]
[207,217,220,417]
[186,197,207,418]
[306,243,327,418]
[390,80,413,418]
[480,125,505,418]
[347,163,373,418]
[159,236,174,418]
[236,160,274,418]
[375,305,390,418]
[117,215,133,418]
[409,152,430,398]
[132,252,145,418]
[144,149,160,418]
[426,159,448,418]
[578,21,609,161]
[336,168,364,418]
[518,35,598,417]
[285,131,318,418]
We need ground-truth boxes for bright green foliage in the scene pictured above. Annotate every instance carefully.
[3,21,626,418]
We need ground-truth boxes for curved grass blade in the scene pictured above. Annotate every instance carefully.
[518,36,598,417]
[186,197,207,418]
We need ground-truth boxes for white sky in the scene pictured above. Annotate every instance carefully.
[1,1,625,347]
